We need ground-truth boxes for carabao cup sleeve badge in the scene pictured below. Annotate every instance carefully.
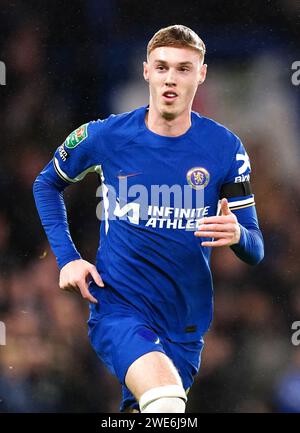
[64,124,88,149]
[186,167,210,190]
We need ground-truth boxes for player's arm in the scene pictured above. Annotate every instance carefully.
[33,122,107,303]
[194,195,264,265]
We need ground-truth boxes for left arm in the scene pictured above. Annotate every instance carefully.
[194,197,264,266]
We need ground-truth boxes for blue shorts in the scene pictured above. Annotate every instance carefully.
[87,298,204,412]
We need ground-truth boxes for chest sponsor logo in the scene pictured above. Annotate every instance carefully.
[113,202,210,230]
[97,176,211,231]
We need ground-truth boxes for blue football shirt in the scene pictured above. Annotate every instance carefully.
[41,106,258,342]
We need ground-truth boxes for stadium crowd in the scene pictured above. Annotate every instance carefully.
[0,0,299,412]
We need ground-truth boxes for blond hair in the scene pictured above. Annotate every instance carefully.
[147,25,206,60]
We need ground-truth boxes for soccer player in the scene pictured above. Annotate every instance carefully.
[33,25,264,413]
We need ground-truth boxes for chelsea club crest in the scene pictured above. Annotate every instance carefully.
[186,167,210,190]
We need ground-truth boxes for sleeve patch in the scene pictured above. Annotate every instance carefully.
[63,123,88,149]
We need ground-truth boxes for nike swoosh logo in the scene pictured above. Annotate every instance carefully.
[117,172,142,179]
[154,337,160,345]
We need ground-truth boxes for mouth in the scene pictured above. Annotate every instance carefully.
[162,90,178,102]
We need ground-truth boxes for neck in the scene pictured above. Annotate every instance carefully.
[145,105,192,137]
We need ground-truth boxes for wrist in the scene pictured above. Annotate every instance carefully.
[58,253,82,270]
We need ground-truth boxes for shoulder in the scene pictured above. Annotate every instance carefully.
[192,111,241,151]
[88,106,144,142]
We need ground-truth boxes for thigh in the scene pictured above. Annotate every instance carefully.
[121,338,204,412]
[125,351,183,401]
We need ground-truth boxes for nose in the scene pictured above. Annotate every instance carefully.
[165,68,176,86]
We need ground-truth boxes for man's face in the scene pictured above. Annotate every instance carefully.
[143,46,207,120]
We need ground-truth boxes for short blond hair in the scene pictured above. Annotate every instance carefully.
[147,25,206,60]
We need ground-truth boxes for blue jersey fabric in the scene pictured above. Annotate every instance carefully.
[33,106,264,343]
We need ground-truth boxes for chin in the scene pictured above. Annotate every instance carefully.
[161,108,177,121]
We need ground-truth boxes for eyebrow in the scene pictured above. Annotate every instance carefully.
[154,60,193,66]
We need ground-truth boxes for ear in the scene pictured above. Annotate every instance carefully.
[198,63,207,85]
[143,61,149,82]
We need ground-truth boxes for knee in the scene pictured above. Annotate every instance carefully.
[139,385,187,413]
[142,397,186,413]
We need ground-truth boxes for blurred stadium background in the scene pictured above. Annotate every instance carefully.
[0,0,300,413]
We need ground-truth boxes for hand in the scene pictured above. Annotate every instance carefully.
[59,259,104,304]
[194,198,241,247]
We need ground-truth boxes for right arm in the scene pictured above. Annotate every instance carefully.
[33,122,108,303]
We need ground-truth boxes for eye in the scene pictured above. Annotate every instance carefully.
[156,65,166,71]
[179,67,190,72]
